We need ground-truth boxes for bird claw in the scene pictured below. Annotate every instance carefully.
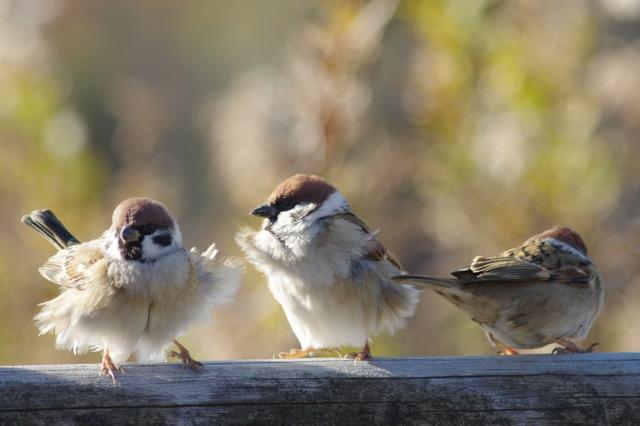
[344,343,372,363]
[169,343,203,372]
[99,354,124,384]
[345,351,372,362]
[584,342,600,352]
[552,342,599,355]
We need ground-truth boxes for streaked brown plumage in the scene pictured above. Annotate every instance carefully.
[394,227,604,354]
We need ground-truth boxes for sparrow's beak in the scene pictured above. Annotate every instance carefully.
[251,203,278,220]
[121,226,141,244]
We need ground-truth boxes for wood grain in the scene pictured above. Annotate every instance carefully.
[1,353,639,425]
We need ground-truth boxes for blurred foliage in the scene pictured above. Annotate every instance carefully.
[1,0,640,364]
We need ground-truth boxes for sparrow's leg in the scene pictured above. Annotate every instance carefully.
[169,340,203,372]
[278,348,311,359]
[100,349,124,384]
[345,343,372,362]
[551,338,599,354]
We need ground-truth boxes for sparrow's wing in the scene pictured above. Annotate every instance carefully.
[189,244,244,306]
[334,212,402,270]
[452,239,592,286]
[39,244,107,290]
[452,256,551,282]
[364,238,402,271]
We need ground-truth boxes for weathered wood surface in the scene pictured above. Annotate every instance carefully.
[1,353,639,425]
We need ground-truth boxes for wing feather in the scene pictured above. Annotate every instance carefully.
[451,238,593,287]
[189,243,244,306]
[452,256,551,282]
[39,245,106,290]
[334,212,403,271]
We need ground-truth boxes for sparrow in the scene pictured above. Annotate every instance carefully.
[236,174,421,361]
[393,227,604,355]
[22,197,243,382]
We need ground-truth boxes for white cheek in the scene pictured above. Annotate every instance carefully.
[141,229,182,261]
[141,235,168,260]
[274,209,299,228]
[271,204,317,236]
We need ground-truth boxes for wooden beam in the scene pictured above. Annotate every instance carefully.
[1,353,639,424]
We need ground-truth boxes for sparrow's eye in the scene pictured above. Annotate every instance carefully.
[139,224,158,235]
[152,233,172,247]
[276,198,297,212]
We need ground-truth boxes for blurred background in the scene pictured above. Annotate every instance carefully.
[2,0,640,365]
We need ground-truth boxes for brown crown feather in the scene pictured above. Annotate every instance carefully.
[267,174,336,207]
[112,197,174,230]
[527,226,588,255]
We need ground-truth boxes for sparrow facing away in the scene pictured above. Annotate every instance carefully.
[394,227,604,355]
[236,174,421,360]
[22,198,243,382]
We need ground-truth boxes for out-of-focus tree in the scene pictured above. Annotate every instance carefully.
[405,0,619,251]
[209,0,401,206]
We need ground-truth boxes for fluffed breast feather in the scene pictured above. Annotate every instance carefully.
[34,242,244,361]
[237,212,420,349]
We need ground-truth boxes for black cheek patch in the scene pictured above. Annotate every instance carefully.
[153,234,172,247]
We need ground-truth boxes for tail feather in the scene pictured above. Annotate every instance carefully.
[21,210,80,250]
[376,281,421,336]
[391,274,459,290]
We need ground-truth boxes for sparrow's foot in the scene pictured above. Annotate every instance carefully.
[345,343,372,362]
[497,347,520,356]
[552,341,599,355]
[347,352,372,362]
[100,350,124,384]
[170,340,203,372]
[278,348,311,359]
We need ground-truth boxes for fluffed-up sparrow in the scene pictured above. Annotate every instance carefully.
[22,197,243,382]
[236,174,420,360]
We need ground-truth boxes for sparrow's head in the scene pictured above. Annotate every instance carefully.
[529,226,588,256]
[251,174,349,236]
[110,197,182,262]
